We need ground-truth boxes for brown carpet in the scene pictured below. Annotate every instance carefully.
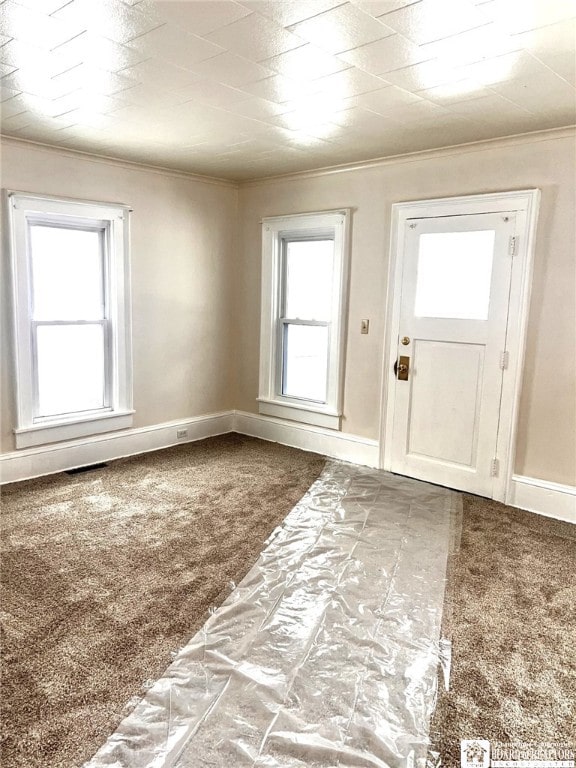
[0,434,326,768]
[430,494,576,765]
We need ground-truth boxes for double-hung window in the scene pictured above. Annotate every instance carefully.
[8,192,133,449]
[258,210,350,429]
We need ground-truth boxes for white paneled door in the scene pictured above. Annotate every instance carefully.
[389,212,518,497]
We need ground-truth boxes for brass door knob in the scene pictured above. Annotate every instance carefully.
[393,356,410,380]
[401,336,410,345]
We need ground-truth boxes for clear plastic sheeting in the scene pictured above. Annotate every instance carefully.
[84,461,460,768]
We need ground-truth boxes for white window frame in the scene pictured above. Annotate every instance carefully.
[258,210,350,430]
[7,191,134,449]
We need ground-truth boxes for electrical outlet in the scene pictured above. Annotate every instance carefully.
[176,429,188,439]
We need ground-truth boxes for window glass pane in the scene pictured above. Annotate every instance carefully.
[282,324,328,402]
[30,225,104,321]
[414,230,496,320]
[285,239,334,321]
[36,325,105,417]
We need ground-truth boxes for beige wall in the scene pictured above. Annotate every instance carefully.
[0,140,238,454]
[236,131,576,486]
[1,131,575,487]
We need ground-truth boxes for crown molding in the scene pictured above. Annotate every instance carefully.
[0,134,239,189]
[239,125,576,188]
[2,125,574,190]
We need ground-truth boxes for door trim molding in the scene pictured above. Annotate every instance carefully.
[380,189,541,503]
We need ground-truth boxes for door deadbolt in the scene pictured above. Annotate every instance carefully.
[394,355,410,381]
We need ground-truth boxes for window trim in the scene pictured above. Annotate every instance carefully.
[258,210,350,430]
[7,191,134,449]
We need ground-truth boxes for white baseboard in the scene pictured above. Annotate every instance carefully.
[233,410,380,467]
[0,411,235,484]
[2,410,573,527]
[509,475,576,524]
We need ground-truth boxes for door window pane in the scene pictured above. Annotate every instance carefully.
[282,324,328,402]
[30,225,104,321]
[36,324,105,417]
[414,230,495,320]
[284,239,334,320]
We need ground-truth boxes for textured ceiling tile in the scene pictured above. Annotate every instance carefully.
[480,0,576,33]
[53,32,148,72]
[1,69,75,99]
[10,121,73,141]
[353,83,423,113]
[1,0,574,180]
[128,24,226,70]
[10,92,72,117]
[206,12,306,62]
[119,58,200,91]
[107,102,155,123]
[447,93,533,118]
[381,0,491,44]
[533,50,575,87]
[53,125,113,145]
[287,3,395,54]
[176,80,250,109]
[1,109,33,129]
[387,98,452,122]
[329,104,393,127]
[0,84,20,101]
[237,73,320,102]
[419,22,523,66]
[52,0,164,44]
[0,38,79,75]
[415,79,491,103]
[12,0,71,12]
[0,93,30,117]
[311,67,389,97]
[351,0,422,16]
[273,90,351,122]
[240,0,348,28]
[227,95,288,120]
[491,69,576,114]
[0,1,80,49]
[515,19,576,86]
[51,108,120,129]
[338,33,432,74]
[0,62,16,77]
[516,17,576,57]
[273,116,344,141]
[50,90,128,116]
[458,50,550,86]
[114,82,188,107]
[189,51,273,87]
[383,58,465,89]
[9,94,77,122]
[51,64,138,97]
[264,43,350,80]
[145,0,252,36]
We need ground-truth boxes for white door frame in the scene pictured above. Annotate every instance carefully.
[380,189,540,503]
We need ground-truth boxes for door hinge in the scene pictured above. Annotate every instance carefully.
[500,350,509,370]
[508,235,518,255]
[491,458,500,477]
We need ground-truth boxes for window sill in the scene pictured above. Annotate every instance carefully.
[14,410,135,449]
[258,399,341,430]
